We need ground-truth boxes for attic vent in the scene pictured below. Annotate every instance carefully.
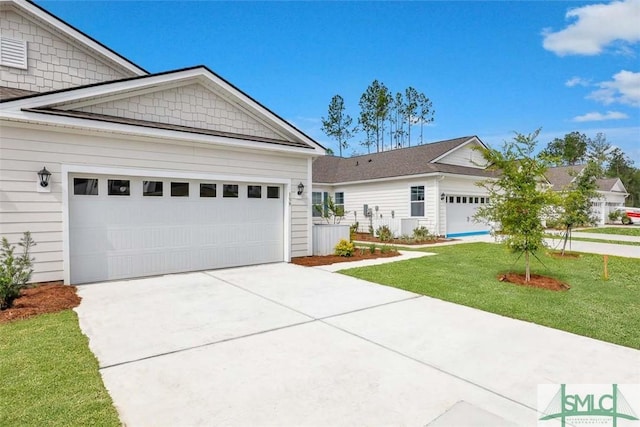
[0,37,28,70]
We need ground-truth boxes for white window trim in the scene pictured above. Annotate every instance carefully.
[409,184,425,218]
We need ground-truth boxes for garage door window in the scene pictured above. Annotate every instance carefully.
[200,183,216,197]
[73,178,98,195]
[223,184,238,198]
[143,181,163,196]
[171,182,189,197]
[267,186,280,199]
[410,186,424,217]
[108,179,130,196]
[248,185,262,198]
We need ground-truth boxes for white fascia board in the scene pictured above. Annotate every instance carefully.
[7,0,146,75]
[0,111,322,157]
[430,136,481,164]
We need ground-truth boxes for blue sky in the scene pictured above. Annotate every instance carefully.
[39,0,640,163]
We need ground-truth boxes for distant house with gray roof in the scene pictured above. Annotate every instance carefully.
[544,165,628,225]
[312,136,495,237]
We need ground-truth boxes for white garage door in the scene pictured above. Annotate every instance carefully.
[445,195,490,237]
[69,174,284,284]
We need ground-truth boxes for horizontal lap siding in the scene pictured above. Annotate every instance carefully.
[0,123,310,282]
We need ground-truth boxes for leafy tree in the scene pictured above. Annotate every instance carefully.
[358,80,392,153]
[557,160,600,255]
[321,95,355,158]
[404,87,419,147]
[474,129,556,282]
[416,92,434,144]
[606,147,640,207]
[541,132,588,166]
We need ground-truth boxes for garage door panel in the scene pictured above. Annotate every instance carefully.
[445,195,490,237]
[70,176,284,284]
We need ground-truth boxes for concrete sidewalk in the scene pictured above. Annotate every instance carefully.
[571,230,640,243]
[545,236,640,258]
[75,263,640,426]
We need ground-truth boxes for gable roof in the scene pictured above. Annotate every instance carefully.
[2,0,147,76]
[313,136,493,184]
[0,66,324,152]
[545,165,628,194]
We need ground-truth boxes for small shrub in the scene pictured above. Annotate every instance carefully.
[608,210,621,223]
[368,225,374,236]
[349,222,359,241]
[412,226,436,241]
[398,234,413,244]
[368,243,377,254]
[380,245,392,254]
[376,225,393,242]
[334,239,355,257]
[621,213,632,225]
[1,231,36,310]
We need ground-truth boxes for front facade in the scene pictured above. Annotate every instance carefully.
[312,136,494,238]
[1,0,323,284]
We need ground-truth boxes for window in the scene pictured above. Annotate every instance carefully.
[312,191,323,217]
[143,181,163,196]
[223,184,238,198]
[334,192,345,216]
[456,196,461,204]
[267,186,280,199]
[480,197,485,204]
[73,178,98,195]
[474,197,479,204]
[248,185,262,198]
[200,183,216,198]
[410,186,425,217]
[171,182,189,197]
[108,179,130,196]
[448,196,454,203]
[462,196,467,203]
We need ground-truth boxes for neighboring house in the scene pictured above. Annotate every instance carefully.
[544,165,628,225]
[312,136,495,238]
[0,0,324,284]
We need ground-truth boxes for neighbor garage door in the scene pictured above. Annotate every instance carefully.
[69,174,284,284]
[445,194,490,237]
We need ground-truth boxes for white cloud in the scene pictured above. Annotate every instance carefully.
[587,70,640,106]
[572,111,629,122]
[542,0,640,56]
[565,76,590,87]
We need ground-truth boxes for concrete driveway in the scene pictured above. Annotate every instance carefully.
[75,263,639,426]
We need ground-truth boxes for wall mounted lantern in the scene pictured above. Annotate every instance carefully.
[440,192,445,201]
[37,166,51,188]
[297,182,304,196]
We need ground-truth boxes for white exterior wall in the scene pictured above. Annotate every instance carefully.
[0,122,311,283]
[71,84,284,141]
[322,177,439,235]
[0,8,136,93]
[437,143,486,168]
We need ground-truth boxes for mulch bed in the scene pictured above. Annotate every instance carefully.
[353,232,451,245]
[498,273,570,291]
[0,283,81,323]
[292,249,400,267]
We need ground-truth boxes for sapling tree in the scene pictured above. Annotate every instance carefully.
[474,129,556,282]
[557,160,600,255]
[0,231,36,310]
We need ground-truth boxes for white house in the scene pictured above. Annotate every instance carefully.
[544,165,628,225]
[0,0,324,284]
[312,136,494,238]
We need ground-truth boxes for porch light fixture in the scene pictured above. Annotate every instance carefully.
[297,182,304,196]
[37,166,51,188]
[440,192,445,201]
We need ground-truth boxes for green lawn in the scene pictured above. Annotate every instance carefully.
[0,310,120,426]
[341,242,640,349]
[579,227,640,237]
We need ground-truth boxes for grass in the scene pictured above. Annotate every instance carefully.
[341,242,640,349]
[579,227,640,237]
[0,310,120,426]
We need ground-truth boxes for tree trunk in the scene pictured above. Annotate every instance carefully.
[561,225,570,255]
[525,251,530,282]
